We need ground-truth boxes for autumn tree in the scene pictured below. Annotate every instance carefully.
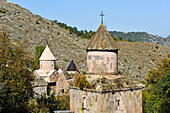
[0,28,34,112]
[143,55,170,113]
[74,75,90,90]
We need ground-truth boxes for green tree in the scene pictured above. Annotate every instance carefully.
[35,94,70,113]
[0,28,34,113]
[52,20,96,39]
[143,55,170,113]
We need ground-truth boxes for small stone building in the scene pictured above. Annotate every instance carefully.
[33,45,69,95]
[33,45,59,94]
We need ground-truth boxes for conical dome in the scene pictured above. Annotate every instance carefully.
[86,23,119,51]
[39,45,56,60]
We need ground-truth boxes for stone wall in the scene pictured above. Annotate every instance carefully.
[70,87,142,113]
[33,78,48,97]
[56,73,68,94]
[87,51,118,75]
[33,85,47,97]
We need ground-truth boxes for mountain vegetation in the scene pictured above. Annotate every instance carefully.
[143,55,170,113]
[52,20,170,47]
[0,28,34,112]
[52,20,130,42]
[53,20,95,39]
[109,31,170,47]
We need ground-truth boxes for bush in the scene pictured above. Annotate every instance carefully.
[155,45,159,49]
[75,75,90,90]
[63,58,70,62]
[35,19,39,24]
[0,8,8,13]
[82,71,86,75]
[32,94,70,113]
[138,66,142,70]
[124,59,127,63]
[151,58,155,61]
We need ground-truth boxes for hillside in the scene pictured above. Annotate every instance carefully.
[109,31,170,47]
[0,1,88,71]
[0,1,169,81]
[51,21,170,47]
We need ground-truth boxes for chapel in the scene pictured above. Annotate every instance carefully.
[33,45,59,94]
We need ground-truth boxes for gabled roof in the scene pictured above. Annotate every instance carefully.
[35,70,56,77]
[66,60,79,72]
[39,45,56,60]
[86,23,119,51]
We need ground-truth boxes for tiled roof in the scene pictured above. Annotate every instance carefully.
[39,45,56,60]
[86,23,119,50]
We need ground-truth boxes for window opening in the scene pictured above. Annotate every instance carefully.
[110,63,112,69]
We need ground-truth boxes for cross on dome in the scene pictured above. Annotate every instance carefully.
[100,11,105,24]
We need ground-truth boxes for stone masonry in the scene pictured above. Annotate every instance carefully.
[70,87,142,113]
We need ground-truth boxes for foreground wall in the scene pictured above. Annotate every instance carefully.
[70,87,142,113]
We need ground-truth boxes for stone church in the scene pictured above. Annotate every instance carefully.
[33,45,68,96]
[69,14,143,113]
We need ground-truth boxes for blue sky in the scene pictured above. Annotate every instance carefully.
[8,0,170,37]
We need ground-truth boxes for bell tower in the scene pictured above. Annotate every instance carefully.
[39,45,56,71]
[86,12,119,75]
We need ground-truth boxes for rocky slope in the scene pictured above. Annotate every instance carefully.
[0,1,169,81]
[0,1,88,71]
